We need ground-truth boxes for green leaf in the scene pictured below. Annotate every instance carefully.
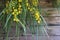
[6,22,11,40]
[4,14,12,31]
[18,20,26,35]
[16,22,20,37]
[40,14,49,38]
[0,8,6,16]
[0,14,4,20]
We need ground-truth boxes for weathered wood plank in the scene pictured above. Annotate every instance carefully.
[47,26,60,36]
[44,17,60,24]
[42,8,60,16]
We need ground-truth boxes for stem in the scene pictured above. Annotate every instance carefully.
[16,23,20,40]
[0,8,6,16]
[40,15,49,38]
[4,14,12,31]
[19,20,26,35]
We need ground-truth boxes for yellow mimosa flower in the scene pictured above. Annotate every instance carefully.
[12,12,15,15]
[32,0,38,6]
[35,11,39,18]
[26,3,29,6]
[14,9,17,12]
[13,18,16,21]
[38,18,41,23]
[16,12,19,15]
[18,0,22,2]
[26,0,28,2]
[37,20,40,23]
[18,11,21,13]
[16,18,19,22]
[34,10,41,23]
[13,18,19,22]
[18,7,22,11]
[28,7,30,10]
[30,8,33,12]
[19,4,22,8]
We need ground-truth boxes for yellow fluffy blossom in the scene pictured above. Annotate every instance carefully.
[38,20,40,23]
[33,2,37,6]
[18,7,22,14]
[14,9,17,12]
[18,4,22,11]
[12,9,18,15]
[35,12,39,20]
[18,4,22,8]
[32,0,38,6]
[18,0,22,2]
[16,12,18,15]
[34,11,41,23]
[12,12,15,15]
[38,18,41,23]
[18,7,20,11]
[29,8,33,12]
[12,8,21,22]
[26,2,29,7]
[28,7,30,10]
[26,0,28,2]
[13,18,19,22]
[18,11,21,13]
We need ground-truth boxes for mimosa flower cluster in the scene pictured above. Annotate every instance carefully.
[3,0,41,23]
